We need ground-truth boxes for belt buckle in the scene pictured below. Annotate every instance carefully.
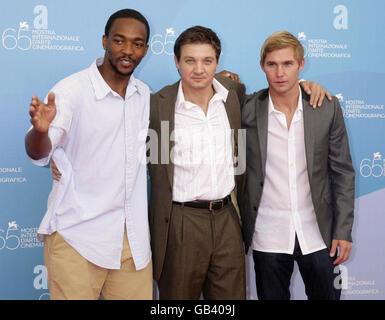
[209,199,224,211]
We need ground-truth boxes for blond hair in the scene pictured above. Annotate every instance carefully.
[260,31,304,65]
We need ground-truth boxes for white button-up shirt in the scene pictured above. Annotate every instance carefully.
[172,79,235,202]
[252,88,326,255]
[30,58,151,270]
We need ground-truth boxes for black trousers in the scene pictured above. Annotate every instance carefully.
[253,236,341,300]
[158,202,246,300]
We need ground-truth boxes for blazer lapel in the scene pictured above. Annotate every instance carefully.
[256,94,269,178]
[224,90,240,164]
[224,90,238,130]
[302,96,315,181]
[158,82,178,190]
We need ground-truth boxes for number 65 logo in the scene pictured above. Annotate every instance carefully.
[0,221,20,250]
[360,152,384,178]
[2,22,32,51]
[150,28,176,56]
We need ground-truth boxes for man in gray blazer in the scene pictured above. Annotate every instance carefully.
[148,26,247,300]
[149,26,246,299]
[241,31,355,300]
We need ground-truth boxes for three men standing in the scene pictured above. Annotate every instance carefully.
[26,7,353,300]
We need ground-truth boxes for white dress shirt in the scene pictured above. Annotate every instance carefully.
[30,58,151,270]
[252,88,327,255]
[172,79,235,202]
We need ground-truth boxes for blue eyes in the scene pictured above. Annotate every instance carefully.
[185,60,213,64]
[267,62,293,67]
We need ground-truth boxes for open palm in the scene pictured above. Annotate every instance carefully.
[29,92,56,133]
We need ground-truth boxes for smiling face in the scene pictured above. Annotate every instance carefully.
[174,43,218,93]
[102,17,149,77]
[261,46,305,97]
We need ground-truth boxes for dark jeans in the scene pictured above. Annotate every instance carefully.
[252,236,341,300]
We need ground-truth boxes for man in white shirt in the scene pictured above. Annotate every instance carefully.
[25,9,153,300]
[241,31,355,300]
[148,26,247,300]
[148,26,329,300]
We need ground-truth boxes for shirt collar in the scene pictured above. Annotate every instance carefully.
[89,57,144,100]
[175,78,229,110]
[268,85,303,114]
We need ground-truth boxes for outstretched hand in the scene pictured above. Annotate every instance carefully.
[29,92,56,133]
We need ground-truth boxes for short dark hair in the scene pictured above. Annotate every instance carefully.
[174,26,221,62]
[104,9,150,43]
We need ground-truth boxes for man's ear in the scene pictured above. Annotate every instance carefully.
[299,58,305,72]
[102,35,107,51]
[174,55,180,70]
[260,60,265,72]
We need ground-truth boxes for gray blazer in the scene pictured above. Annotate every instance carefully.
[240,88,355,254]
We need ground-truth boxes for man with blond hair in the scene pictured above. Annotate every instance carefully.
[241,31,355,300]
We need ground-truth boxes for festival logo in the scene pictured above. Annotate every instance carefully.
[298,31,351,59]
[336,92,385,119]
[0,220,43,251]
[359,152,385,178]
[342,275,380,297]
[333,5,348,30]
[333,265,349,290]
[1,5,85,52]
[150,27,176,55]
[0,167,27,184]
[33,265,50,300]
[297,5,349,58]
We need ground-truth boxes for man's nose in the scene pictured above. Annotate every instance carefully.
[122,43,133,56]
[276,65,284,77]
[194,61,204,73]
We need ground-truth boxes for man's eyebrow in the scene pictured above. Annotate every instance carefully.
[112,33,146,41]
[183,56,215,59]
[111,33,125,38]
[265,59,294,63]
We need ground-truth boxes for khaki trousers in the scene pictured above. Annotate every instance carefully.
[44,230,152,300]
[158,202,246,300]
